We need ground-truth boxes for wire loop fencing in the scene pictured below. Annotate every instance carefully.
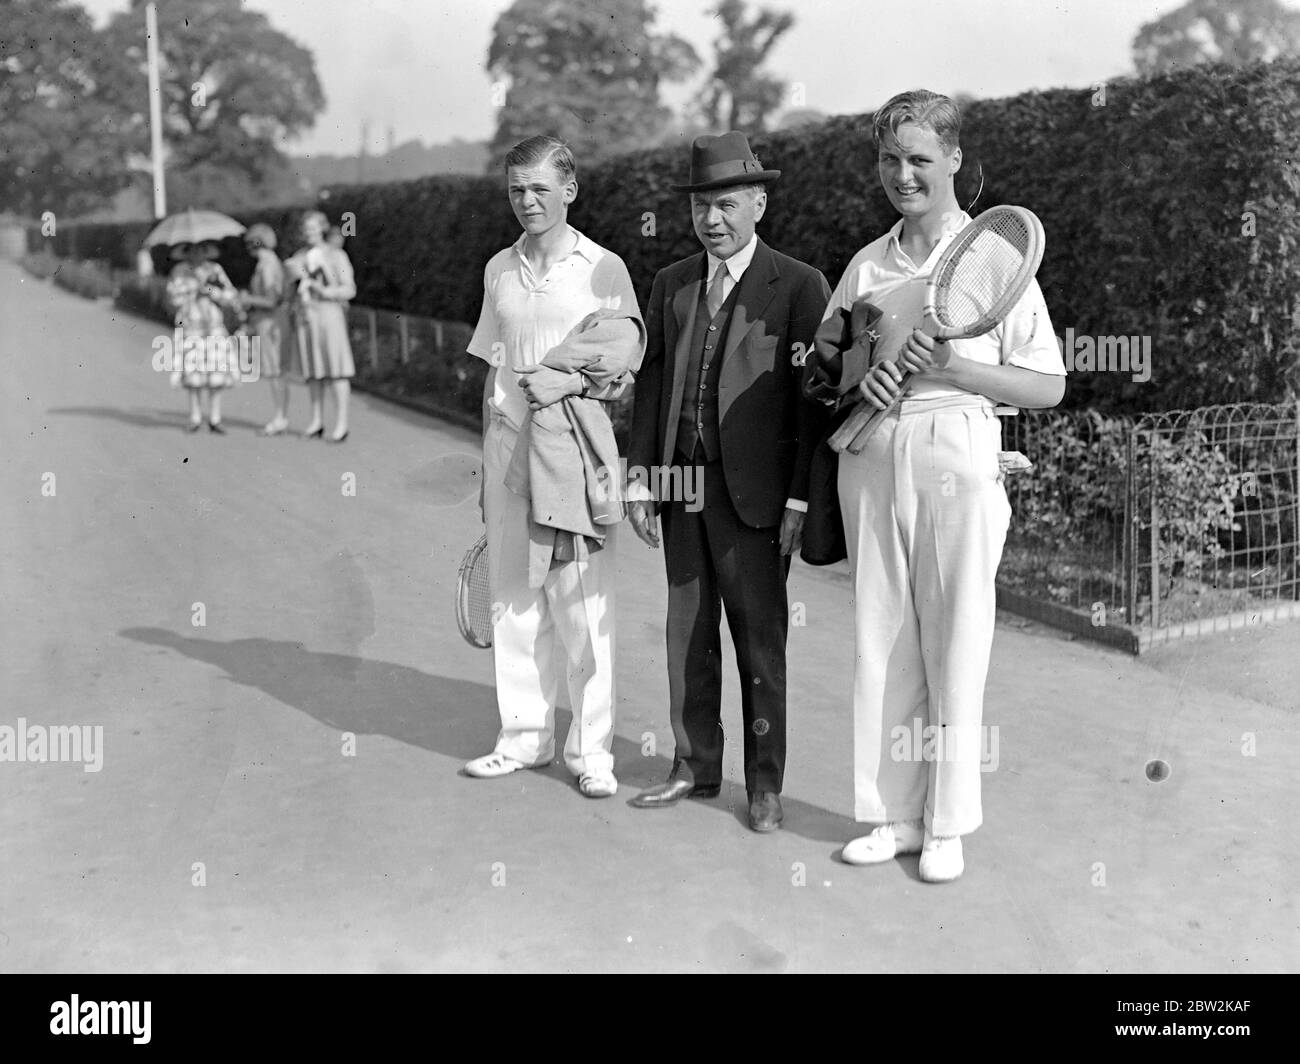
[999,402,1299,651]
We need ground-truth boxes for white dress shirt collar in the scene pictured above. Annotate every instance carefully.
[706,232,759,283]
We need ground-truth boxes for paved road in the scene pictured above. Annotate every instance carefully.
[1,260,1295,972]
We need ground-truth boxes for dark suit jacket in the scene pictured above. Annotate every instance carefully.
[628,239,832,529]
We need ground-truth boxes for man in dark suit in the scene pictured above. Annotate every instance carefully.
[626,132,831,832]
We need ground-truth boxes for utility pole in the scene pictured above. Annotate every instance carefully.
[145,2,167,218]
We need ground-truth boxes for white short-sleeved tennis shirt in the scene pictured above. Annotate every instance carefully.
[468,226,641,430]
[825,212,1065,399]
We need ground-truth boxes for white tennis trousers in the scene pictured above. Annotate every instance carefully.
[482,415,616,776]
[838,395,1010,837]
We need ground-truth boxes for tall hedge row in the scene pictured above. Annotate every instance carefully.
[40,60,1300,413]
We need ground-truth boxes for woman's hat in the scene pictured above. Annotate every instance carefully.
[672,131,781,193]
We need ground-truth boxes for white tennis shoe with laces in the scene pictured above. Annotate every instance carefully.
[841,820,925,865]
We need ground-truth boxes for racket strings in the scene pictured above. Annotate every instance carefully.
[457,537,494,648]
[934,219,1031,329]
[467,554,493,633]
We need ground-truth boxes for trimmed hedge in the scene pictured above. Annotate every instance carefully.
[39,59,1300,414]
[21,249,117,299]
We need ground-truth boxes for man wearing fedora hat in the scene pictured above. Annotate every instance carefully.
[626,131,831,832]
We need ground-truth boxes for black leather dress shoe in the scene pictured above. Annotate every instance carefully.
[630,778,721,808]
[748,791,783,832]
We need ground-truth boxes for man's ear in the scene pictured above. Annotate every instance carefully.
[563,179,579,205]
[753,189,768,223]
[949,147,963,175]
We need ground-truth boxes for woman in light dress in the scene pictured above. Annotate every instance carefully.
[165,240,238,433]
[285,210,356,442]
[237,223,291,435]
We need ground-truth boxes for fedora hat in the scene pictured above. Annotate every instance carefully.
[673,131,781,193]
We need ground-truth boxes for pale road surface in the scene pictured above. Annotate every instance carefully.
[0,259,1295,973]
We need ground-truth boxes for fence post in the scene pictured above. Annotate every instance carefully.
[398,314,409,365]
[1126,422,1138,628]
[433,319,444,351]
[367,309,378,371]
[1148,426,1160,633]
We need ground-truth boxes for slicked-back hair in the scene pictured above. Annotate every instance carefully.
[504,135,577,184]
[873,90,961,154]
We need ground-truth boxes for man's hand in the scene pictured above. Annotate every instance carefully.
[517,364,581,410]
[896,328,953,377]
[628,500,659,548]
[858,359,906,410]
[779,507,805,556]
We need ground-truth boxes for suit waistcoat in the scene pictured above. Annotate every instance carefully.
[675,284,737,461]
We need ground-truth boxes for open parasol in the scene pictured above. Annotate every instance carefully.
[143,208,245,249]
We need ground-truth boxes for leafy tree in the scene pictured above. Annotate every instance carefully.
[1133,0,1300,75]
[697,0,794,132]
[487,0,699,169]
[0,0,132,218]
[96,0,324,210]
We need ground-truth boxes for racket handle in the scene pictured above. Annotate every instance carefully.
[828,320,940,454]
[827,403,872,453]
[827,370,916,454]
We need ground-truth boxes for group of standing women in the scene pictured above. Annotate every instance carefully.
[164,209,356,442]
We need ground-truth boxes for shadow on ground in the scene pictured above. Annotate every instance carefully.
[49,405,265,433]
[120,626,857,844]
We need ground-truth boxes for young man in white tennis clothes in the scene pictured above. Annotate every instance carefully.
[463,135,642,798]
[825,90,1066,881]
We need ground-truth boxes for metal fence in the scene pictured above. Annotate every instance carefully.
[342,304,472,373]
[998,402,1300,651]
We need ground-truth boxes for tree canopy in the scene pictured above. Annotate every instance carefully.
[697,0,794,133]
[1133,0,1300,75]
[486,0,699,169]
[0,0,131,217]
[96,0,324,211]
[1,0,325,217]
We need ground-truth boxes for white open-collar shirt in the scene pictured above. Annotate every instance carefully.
[824,212,1065,399]
[469,225,640,430]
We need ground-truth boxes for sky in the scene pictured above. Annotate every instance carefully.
[75,0,1248,156]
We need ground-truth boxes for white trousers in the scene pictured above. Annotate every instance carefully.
[482,416,616,776]
[837,397,1010,836]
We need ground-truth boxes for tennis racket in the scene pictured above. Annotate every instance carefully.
[829,205,1046,455]
[455,534,493,649]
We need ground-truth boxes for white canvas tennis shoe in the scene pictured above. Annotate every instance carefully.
[919,832,965,883]
[578,769,618,798]
[841,820,925,865]
[464,752,537,778]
